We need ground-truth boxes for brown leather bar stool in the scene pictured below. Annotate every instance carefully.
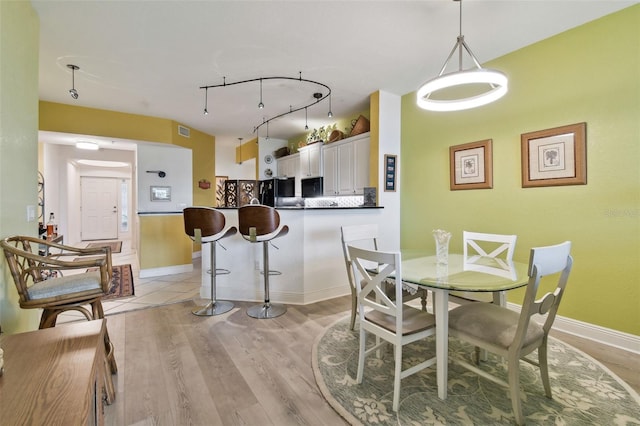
[238,205,289,319]
[183,207,237,316]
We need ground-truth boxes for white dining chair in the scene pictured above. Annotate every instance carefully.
[348,245,436,411]
[450,231,518,306]
[448,241,573,425]
[341,224,428,330]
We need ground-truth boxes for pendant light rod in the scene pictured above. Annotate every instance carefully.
[201,72,331,134]
[67,64,79,99]
[203,87,208,115]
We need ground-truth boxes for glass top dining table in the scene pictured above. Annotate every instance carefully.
[399,251,530,400]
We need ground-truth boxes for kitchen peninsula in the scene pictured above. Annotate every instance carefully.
[198,204,386,306]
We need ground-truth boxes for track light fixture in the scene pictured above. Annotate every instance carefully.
[237,137,243,165]
[416,0,508,111]
[203,87,209,115]
[258,79,264,109]
[200,72,331,134]
[305,107,309,130]
[327,94,333,118]
[67,64,79,99]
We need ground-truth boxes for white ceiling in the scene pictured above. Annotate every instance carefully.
[33,0,635,147]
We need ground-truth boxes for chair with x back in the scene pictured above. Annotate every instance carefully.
[341,224,428,330]
[449,231,518,306]
[348,245,437,411]
[448,241,572,425]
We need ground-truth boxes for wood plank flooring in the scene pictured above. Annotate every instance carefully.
[104,296,639,425]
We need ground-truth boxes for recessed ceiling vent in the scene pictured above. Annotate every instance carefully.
[178,124,190,138]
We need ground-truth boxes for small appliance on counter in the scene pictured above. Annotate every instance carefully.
[259,177,295,206]
[301,177,323,198]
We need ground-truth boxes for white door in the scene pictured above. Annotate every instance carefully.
[81,177,119,240]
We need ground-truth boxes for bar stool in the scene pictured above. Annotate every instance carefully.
[238,205,289,319]
[183,207,236,316]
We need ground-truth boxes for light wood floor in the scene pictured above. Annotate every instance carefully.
[103,296,639,426]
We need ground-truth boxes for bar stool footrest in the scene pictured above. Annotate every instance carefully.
[206,268,231,276]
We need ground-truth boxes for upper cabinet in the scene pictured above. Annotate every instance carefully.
[323,132,370,196]
[298,143,322,179]
[276,152,301,196]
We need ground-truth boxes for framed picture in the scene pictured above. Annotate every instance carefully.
[521,122,586,187]
[215,176,228,207]
[449,139,493,190]
[384,154,397,192]
[150,186,171,201]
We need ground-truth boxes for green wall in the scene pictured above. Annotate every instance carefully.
[401,5,639,335]
[0,1,41,332]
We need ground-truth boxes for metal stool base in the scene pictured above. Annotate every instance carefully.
[192,300,234,316]
[246,303,286,319]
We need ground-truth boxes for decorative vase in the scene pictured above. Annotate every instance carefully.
[433,229,452,265]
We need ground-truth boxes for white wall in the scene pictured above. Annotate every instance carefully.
[215,136,257,180]
[137,144,192,212]
[257,136,287,180]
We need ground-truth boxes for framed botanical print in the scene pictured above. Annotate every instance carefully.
[521,122,586,187]
[449,139,493,190]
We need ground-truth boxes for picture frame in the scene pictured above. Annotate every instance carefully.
[384,154,397,192]
[215,176,228,207]
[521,122,586,188]
[150,186,171,201]
[449,139,493,190]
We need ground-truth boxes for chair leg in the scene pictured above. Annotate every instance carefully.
[392,343,402,411]
[356,328,366,384]
[508,356,525,425]
[349,285,357,330]
[92,300,118,375]
[538,338,552,398]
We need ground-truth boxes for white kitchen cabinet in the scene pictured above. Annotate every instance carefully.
[322,133,370,196]
[277,154,298,178]
[277,153,302,196]
[298,143,322,178]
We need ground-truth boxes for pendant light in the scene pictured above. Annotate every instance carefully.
[67,64,79,99]
[258,79,264,109]
[416,0,508,112]
[203,87,209,115]
[237,137,243,165]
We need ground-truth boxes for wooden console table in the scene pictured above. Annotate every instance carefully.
[0,320,108,425]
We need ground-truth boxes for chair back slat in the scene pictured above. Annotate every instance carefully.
[463,231,517,263]
[238,205,280,237]
[516,241,573,345]
[183,207,226,239]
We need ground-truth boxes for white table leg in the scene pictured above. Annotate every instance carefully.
[434,289,448,399]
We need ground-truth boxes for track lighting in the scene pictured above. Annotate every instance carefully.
[328,94,333,118]
[237,138,243,165]
[67,64,79,99]
[203,87,209,115]
[200,72,331,135]
[305,107,309,130]
[258,79,264,109]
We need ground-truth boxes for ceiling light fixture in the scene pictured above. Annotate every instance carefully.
[258,79,264,109]
[416,0,508,112]
[327,94,333,118]
[304,107,309,130]
[200,72,331,135]
[203,87,209,115]
[75,141,99,150]
[238,137,243,165]
[67,64,80,99]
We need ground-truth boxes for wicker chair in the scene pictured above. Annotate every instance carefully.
[1,236,118,385]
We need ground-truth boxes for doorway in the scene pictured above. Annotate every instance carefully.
[80,177,119,241]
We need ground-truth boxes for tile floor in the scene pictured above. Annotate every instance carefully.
[57,239,202,323]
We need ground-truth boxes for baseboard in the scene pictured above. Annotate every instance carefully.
[139,263,193,279]
[507,302,640,355]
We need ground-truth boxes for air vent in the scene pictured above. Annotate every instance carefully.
[177,125,190,138]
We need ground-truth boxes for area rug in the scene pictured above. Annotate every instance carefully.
[312,316,640,425]
[86,241,122,253]
[88,264,134,301]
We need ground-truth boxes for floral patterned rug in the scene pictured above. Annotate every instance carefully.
[312,316,640,425]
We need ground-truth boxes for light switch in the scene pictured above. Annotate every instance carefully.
[26,205,36,222]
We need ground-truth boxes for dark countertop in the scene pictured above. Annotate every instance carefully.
[138,206,383,214]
